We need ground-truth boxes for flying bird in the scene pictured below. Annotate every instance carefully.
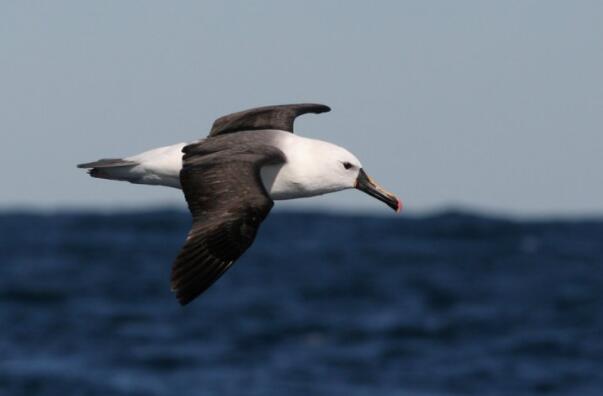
[78,104,401,305]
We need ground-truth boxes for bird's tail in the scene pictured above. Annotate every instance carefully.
[77,158,139,181]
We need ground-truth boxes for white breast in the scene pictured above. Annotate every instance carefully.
[260,132,306,199]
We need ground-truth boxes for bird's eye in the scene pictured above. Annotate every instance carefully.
[342,161,353,170]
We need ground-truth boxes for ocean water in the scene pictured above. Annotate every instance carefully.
[1,209,602,396]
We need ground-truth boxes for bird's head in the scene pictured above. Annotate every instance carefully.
[307,141,401,212]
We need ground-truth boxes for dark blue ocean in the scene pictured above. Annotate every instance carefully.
[1,210,602,396]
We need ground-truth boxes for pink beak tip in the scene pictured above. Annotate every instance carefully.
[396,198,403,213]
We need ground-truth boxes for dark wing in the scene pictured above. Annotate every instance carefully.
[171,143,285,305]
[209,103,331,137]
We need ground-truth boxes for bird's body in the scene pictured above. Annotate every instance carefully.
[78,104,400,305]
[88,130,362,200]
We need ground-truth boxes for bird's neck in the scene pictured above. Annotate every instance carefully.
[261,133,349,200]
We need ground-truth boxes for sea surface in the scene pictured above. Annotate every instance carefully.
[1,209,602,396]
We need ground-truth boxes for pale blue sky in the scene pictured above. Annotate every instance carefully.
[1,1,602,216]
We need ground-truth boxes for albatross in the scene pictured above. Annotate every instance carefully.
[78,103,401,305]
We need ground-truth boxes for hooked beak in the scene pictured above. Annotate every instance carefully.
[355,169,402,213]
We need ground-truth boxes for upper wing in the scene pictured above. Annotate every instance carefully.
[171,143,286,305]
[209,103,330,137]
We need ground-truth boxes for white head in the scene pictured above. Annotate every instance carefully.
[304,140,363,191]
[265,135,401,212]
